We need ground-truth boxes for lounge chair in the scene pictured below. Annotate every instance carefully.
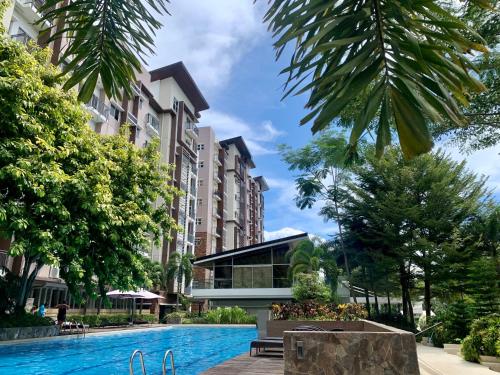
[249,325,344,356]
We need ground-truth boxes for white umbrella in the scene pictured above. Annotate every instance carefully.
[106,290,143,299]
[135,289,164,299]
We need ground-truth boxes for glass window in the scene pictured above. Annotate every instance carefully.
[214,266,232,279]
[253,266,272,288]
[272,246,290,264]
[199,161,204,168]
[273,265,291,288]
[233,267,252,288]
[233,251,271,265]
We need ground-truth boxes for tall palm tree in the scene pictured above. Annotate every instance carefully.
[287,239,339,296]
[165,252,193,311]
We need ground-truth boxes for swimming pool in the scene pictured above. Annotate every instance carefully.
[0,326,257,374]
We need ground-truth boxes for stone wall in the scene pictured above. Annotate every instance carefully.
[279,320,420,375]
[0,325,60,341]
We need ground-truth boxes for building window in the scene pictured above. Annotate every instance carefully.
[196,218,202,225]
[195,238,201,246]
[198,161,204,168]
[139,98,143,109]
[197,199,202,207]
[197,144,205,151]
[110,104,121,121]
[198,179,203,187]
[173,97,179,113]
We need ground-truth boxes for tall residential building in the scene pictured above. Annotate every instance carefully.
[1,3,209,309]
[194,129,269,268]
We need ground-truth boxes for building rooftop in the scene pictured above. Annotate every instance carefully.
[254,176,270,191]
[220,136,255,168]
[193,232,308,265]
[150,61,210,114]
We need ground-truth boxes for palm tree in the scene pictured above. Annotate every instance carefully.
[264,0,492,159]
[165,252,193,311]
[287,239,339,296]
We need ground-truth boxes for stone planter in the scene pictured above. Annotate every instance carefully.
[276,320,420,375]
[0,325,60,341]
[443,343,461,356]
[479,356,500,373]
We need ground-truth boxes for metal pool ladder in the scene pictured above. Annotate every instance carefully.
[129,349,176,375]
[162,349,175,375]
[129,350,147,375]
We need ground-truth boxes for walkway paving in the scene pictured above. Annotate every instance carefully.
[200,353,284,375]
[417,344,497,375]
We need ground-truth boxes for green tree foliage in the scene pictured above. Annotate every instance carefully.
[165,252,194,310]
[264,0,495,159]
[34,0,170,102]
[340,148,491,326]
[279,132,361,300]
[431,2,499,151]
[286,239,338,297]
[291,272,331,303]
[0,36,178,309]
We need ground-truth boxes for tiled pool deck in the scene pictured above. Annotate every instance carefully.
[201,353,284,374]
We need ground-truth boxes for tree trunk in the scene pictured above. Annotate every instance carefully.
[369,268,380,316]
[423,250,432,318]
[399,263,408,322]
[334,202,356,303]
[387,290,391,315]
[15,256,43,311]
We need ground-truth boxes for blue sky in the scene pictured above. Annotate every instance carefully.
[147,0,500,240]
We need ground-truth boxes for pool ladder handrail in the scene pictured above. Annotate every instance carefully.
[162,349,175,375]
[129,349,147,375]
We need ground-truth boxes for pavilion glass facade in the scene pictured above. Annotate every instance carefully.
[196,244,292,289]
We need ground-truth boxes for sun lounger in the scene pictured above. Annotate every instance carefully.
[250,339,284,356]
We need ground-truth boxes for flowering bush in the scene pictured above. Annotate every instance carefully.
[271,302,367,321]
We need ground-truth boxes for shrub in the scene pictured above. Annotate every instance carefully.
[204,307,256,324]
[0,312,54,328]
[292,273,331,303]
[271,302,367,321]
[462,314,500,362]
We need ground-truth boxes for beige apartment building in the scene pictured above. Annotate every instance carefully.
[194,129,269,274]
[1,1,208,309]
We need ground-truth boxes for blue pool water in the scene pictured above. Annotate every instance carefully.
[0,326,257,374]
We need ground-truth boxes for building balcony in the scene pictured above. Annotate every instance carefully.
[145,113,160,135]
[127,112,138,127]
[86,94,110,123]
[214,157,222,167]
[213,191,222,201]
[15,0,52,27]
[213,173,221,184]
[180,181,188,192]
[185,121,199,137]
[213,209,221,219]
[131,82,141,97]
[10,31,33,45]
[190,185,197,197]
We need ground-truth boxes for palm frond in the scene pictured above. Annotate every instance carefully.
[264,0,492,159]
[37,0,170,102]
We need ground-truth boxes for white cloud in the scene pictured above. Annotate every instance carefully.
[264,227,304,241]
[200,110,285,155]
[148,0,266,95]
[442,144,500,193]
[264,177,338,239]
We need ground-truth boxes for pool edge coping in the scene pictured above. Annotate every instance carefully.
[0,324,257,346]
